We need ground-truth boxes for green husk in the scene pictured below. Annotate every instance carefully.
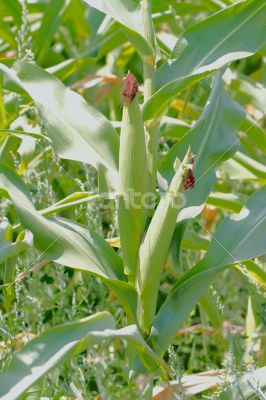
[118,94,149,280]
[137,149,193,333]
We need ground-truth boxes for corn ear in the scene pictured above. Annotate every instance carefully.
[118,75,149,280]
[137,149,193,333]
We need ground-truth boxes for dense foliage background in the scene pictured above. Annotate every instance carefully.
[0,0,265,399]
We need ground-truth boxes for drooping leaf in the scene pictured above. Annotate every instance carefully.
[0,312,165,400]
[82,0,155,59]
[149,187,266,355]
[238,260,266,290]
[142,71,208,122]
[0,63,26,94]
[11,60,120,193]
[0,163,137,319]
[157,0,266,87]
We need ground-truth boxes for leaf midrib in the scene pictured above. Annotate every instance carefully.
[195,2,266,72]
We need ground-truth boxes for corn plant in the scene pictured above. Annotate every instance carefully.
[0,0,266,398]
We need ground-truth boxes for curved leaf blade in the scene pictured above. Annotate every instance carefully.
[160,73,245,222]
[12,60,120,193]
[0,313,166,400]
[0,164,121,278]
[144,0,266,121]
[201,187,266,269]
[82,0,154,59]
[157,0,266,88]
[0,312,116,400]
[0,163,138,319]
[149,187,266,355]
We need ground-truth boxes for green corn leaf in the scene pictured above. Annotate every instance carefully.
[118,86,149,278]
[0,129,44,141]
[82,0,155,59]
[240,116,266,154]
[149,187,266,355]
[33,0,70,64]
[198,188,266,268]
[182,229,210,252]
[0,312,165,400]
[39,192,100,217]
[169,225,211,270]
[0,19,17,48]
[207,192,243,213]
[160,117,191,140]
[0,63,26,94]
[221,158,266,182]
[12,60,120,193]
[0,163,138,320]
[238,260,266,290]
[142,71,208,122]
[156,73,244,272]
[47,57,96,81]
[84,21,127,59]
[232,151,266,180]
[137,150,193,333]
[157,0,266,87]
[160,73,245,222]
[143,0,266,121]
[199,292,223,330]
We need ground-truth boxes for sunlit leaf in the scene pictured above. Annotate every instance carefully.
[0,163,137,319]
[150,187,266,355]
[82,0,155,59]
[144,0,266,120]
[160,72,245,222]
[12,60,120,193]
[0,312,165,400]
